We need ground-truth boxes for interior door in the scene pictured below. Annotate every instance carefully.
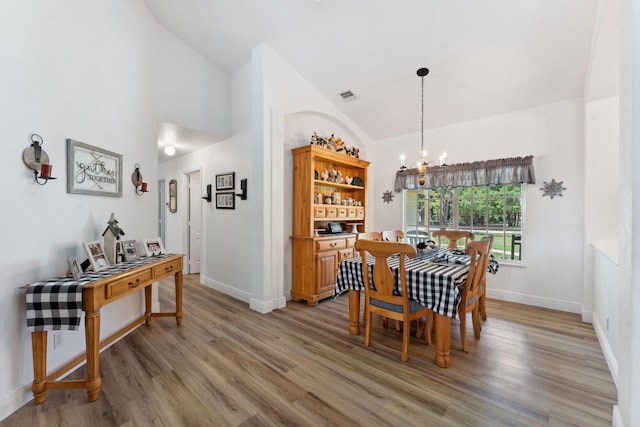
[188,171,202,274]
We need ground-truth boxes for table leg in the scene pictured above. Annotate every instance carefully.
[145,285,152,326]
[434,313,451,368]
[84,310,102,401]
[31,331,47,403]
[175,270,183,326]
[348,290,360,335]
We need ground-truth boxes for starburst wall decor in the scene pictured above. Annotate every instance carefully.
[540,179,566,199]
[382,190,394,204]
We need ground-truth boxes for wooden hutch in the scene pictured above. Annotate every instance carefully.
[291,145,370,305]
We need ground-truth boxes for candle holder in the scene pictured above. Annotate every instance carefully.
[131,163,148,195]
[22,134,57,185]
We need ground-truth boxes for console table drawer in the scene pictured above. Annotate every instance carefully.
[153,258,182,278]
[105,270,152,300]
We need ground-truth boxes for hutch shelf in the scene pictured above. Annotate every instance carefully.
[290,145,370,306]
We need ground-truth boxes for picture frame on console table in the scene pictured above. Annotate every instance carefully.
[67,257,82,279]
[120,240,139,262]
[142,237,165,257]
[83,240,110,272]
[67,139,123,197]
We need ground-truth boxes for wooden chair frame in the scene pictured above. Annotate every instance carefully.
[432,229,475,249]
[381,230,404,242]
[457,239,491,352]
[355,240,429,362]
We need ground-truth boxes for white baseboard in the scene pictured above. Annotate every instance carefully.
[200,276,285,314]
[487,288,582,314]
[612,405,623,427]
[592,314,619,387]
[200,276,252,303]
[0,384,32,422]
[250,296,287,314]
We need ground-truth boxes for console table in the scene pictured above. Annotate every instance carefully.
[23,253,184,403]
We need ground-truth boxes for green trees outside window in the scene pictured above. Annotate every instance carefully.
[404,184,524,260]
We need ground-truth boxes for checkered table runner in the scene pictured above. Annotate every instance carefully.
[335,248,470,318]
[26,254,175,332]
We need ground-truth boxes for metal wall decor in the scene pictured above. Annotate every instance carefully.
[131,163,148,195]
[67,139,122,197]
[540,178,566,199]
[22,133,57,185]
[382,190,394,204]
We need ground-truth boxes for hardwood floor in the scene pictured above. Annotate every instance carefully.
[3,274,616,426]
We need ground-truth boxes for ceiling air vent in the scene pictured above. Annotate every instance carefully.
[339,90,357,102]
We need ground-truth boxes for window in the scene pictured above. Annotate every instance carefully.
[403,184,524,261]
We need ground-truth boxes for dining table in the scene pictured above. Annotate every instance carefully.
[335,247,470,368]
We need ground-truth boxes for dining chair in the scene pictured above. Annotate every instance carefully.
[357,231,382,241]
[477,235,494,322]
[431,229,475,249]
[381,229,406,331]
[354,239,430,362]
[381,230,404,242]
[456,238,491,352]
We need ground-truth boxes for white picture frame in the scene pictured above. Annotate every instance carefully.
[83,240,110,272]
[67,257,82,279]
[120,240,139,262]
[142,237,165,257]
[66,139,122,197]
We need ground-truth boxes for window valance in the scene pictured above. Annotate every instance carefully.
[394,155,535,191]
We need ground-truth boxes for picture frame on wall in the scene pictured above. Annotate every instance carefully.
[120,240,139,262]
[83,240,110,272]
[142,237,165,257]
[67,139,123,197]
[215,172,235,191]
[216,192,235,209]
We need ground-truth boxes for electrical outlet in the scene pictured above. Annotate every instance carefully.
[53,331,63,349]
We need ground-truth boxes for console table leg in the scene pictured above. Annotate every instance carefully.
[31,331,47,403]
[145,285,152,326]
[84,310,102,401]
[175,270,183,325]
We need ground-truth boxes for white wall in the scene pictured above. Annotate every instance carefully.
[155,25,230,138]
[0,1,160,419]
[374,99,585,313]
[158,44,376,310]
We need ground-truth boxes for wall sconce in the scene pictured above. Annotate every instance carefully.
[22,134,57,185]
[236,178,247,200]
[131,163,148,195]
[202,184,212,202]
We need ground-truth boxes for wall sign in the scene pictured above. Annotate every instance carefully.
[67,139,122,197]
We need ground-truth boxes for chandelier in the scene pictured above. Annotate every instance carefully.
[399,67,447,186]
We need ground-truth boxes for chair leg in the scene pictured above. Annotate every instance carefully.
[402,318,410,362]
[480,284,487,321]
[364,310,372,347]
[415,318,424,338]
[395,320,402,331]
[472,307,481,339]
[459,312,469,352]
[382,317,389,329]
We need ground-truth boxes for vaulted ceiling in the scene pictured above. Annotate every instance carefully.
[146,0,614,156]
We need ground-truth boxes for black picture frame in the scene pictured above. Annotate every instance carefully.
[215,172,235,191]
[216,192,235,209]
